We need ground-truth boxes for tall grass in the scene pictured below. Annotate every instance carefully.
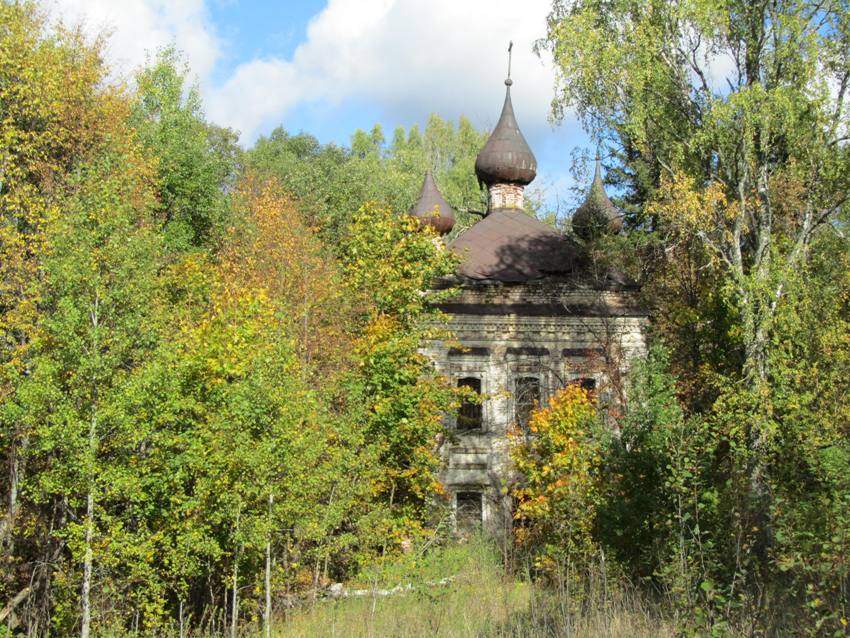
[275,538,674,638]
[97,539,674,637]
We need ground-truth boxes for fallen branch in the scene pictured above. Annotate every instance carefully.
[0,586,31,624]
[327,575,457,599]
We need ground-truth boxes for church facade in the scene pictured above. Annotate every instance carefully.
[410,75,648,531]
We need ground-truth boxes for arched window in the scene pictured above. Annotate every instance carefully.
[515,376,541,432]
[455,491,483,530]
[456,377,482,431]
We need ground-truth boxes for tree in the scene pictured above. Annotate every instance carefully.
[541,0,850,381]
[0,0,109,550]
[244,115,488,248]
[20,143,163,637]
[0,5,152,630]
[131,47,240,252]
[134,173,379,621]
[222,176,351,376]
[760,234,850,631]
[540,0,850,590]
[510,384,603,594]
[338,204,459,535]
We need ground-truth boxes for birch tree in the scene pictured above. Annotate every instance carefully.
[22,143,163,636]
[0,1,111,566]
[540,0,850,567]
[541,0,850,381]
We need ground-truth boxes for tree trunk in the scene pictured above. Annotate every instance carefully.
[0,586,30,625]
[81,295,101,638]
[0,434,24,554]
[263,493,273,638]
[230,506,240,638]
[80,477,94,638]
[741,304,775,571]
[80,411,98,638]
[230,554,238,638]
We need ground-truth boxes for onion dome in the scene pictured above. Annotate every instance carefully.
[572,156,623,241]
[409,171,455,235]
[474,79,537,187]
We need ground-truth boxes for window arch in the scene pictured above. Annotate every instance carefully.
[456,377,482,431]
[514,376,541,432]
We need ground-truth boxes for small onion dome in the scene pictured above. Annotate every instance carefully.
[409,171,455,235]
[474,79,537,187]
[572,156,623,241]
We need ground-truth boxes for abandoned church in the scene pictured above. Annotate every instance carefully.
[410,73,649,531]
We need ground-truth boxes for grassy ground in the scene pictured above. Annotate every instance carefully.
[275,539,674,638]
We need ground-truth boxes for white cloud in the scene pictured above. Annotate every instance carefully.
[205,0,557,142]
[46,0,564,147]
[49,0,222,83]
[43,0,588,210]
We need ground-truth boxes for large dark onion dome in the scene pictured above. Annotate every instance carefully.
[474,79,537,187]
[572,156,623,241]
[409,170,455,235]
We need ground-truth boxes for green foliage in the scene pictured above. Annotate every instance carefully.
[124,259,371,626]
[0,0,116,421]
[244,115,488,246]
[0,9,461,634]
[510,385,605,591]
[18,139,167,634]
[131,47,241,252]
[541,0,850,218]
[5,1,848,636]
[338,204,459,541]
[541,1,850,631]
[760,236,850,632]
[340,204,457,323]
[597,346,685,581]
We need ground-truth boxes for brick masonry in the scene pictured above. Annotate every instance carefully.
[423,280,648,531]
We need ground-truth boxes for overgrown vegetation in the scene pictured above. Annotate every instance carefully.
[277,538,673,638]
[0,4,462,634]
[1,0,848,635]
[529,0,850,633]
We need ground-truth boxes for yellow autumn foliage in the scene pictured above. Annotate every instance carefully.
[510,384,602,579]
[647,172,738,235]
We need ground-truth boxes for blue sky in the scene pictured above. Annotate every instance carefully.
[206,1,326,85]
[53,0,596,213]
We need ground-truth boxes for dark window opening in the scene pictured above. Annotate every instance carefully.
[562,347,604,358]
[456,491,483,530]
[448,346,490,358]
[515,376,541,432]
[572,377,596,393]
[506,346,549,357]
[457,377,482,431]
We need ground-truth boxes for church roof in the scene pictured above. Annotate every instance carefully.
[474,79,537,187]
[409,171,455,235]
[572,157,623,241]
[448,209,585,282]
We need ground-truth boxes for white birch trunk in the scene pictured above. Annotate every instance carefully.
[263,493,273,638]
[230,555,238,638]
[231,505,240,638]
[80,415,96,638]
[81,293,100,638]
